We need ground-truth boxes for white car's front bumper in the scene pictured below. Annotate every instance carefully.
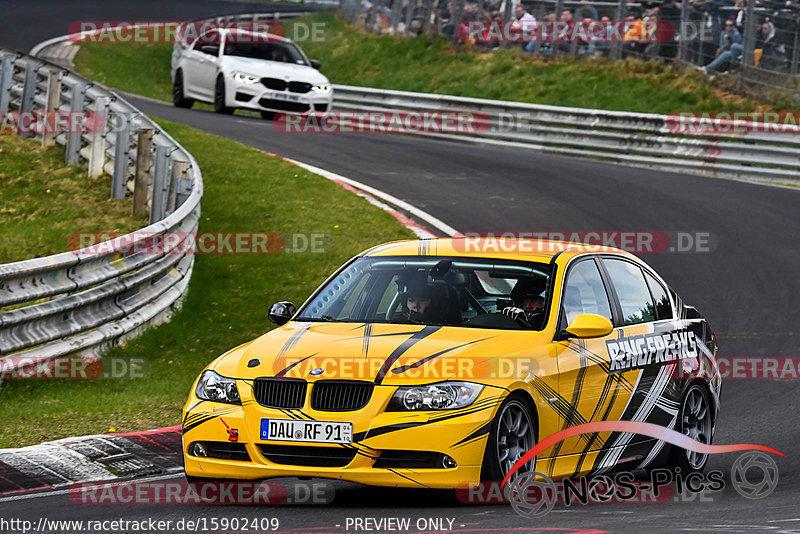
[227,76,333,113]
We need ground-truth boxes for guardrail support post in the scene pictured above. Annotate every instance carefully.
[19,61,38,138]
[65,83,86,165]
[88,96,109,178]
[111,113,131,199]
[42,70,61,148]
[150,145,171,224]
[0,55,14,115]
[167,160,188,214]
[132,128,154,217]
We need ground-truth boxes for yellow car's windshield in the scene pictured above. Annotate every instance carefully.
[297,256,553,330]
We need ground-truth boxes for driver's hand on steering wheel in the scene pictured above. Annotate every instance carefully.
[502,306,526,321]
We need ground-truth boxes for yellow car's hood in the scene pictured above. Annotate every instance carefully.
[211,321,550,385]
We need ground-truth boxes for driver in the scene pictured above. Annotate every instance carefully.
[502,278,546,326]
[401,275,448,324]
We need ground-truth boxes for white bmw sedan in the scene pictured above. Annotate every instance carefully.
[171,28,333,118]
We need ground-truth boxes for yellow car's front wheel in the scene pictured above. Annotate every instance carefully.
[481,394,537,482]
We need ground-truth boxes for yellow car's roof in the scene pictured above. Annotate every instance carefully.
[363,238,636,264]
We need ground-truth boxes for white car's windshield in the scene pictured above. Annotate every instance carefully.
[297,256,553,330]
[223,41,308,65]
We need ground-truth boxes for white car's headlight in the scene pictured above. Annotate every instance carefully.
[387,381,484,411]
[195,370,241,405]
[232,71,261,85]
[311,84,332,94]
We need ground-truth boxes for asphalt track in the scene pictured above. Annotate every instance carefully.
[2,1,800,532]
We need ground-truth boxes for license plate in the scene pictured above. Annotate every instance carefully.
[260,418,352,444]
[271,92,300,102]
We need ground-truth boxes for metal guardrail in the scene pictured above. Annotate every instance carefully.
[0,47,203,374]
[332,84,800,185]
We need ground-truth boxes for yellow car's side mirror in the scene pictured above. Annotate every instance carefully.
[565,314,614,339]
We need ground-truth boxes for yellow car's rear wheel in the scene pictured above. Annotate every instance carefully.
[482,393,537,482]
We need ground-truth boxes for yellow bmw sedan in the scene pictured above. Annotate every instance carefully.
[182,238,720,488]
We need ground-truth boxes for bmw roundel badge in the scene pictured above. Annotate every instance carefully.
[310,368,325,376]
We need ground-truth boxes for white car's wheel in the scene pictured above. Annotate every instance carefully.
[214,75,234,115]
[172,70,193,109]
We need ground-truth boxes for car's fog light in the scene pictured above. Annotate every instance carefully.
[190,442,208,457]
[442,455,457,469]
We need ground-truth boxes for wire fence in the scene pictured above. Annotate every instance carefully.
[339,0,800,102]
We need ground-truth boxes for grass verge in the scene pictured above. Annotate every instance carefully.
[73,12,780,113]
[0,134,145,263]
[0,118,413,447]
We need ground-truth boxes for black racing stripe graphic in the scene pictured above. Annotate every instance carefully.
[184,406,238,425]
[183,401,205,424]
[527,377,591,445]
[277,324,312,359]
[345,330,426,340]
[291,410,380,453]
[570,371,626,477]
[388,468,430,488]
[362,323,373,359]
[451,421,492,448]
[353,396,503,443]
[279,409,304,420]
[391,338,492,374]
[182,407,237,428]
[182,414,219,434]
[295,410,315,420]
[275,353,316,378]
[374,326,441,384]
[354,422,422,442]
[428,396,505,422]
[565,343,634,391]
[551,339,590,459]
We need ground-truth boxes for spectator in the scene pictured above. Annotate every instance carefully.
[576,0,599,21]
[554,9,575,52]
[703,0,735,29]
[755,20,787,70]
[699,17,742,71]
[510,5,538,51]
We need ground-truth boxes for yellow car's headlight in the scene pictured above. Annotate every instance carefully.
[387,381,484,411]
[195,370,241,405]
[232,71,260,85]
[311,84,332,94]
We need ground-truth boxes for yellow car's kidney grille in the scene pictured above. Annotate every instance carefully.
[311,381,374,411]
[253,378,307,409]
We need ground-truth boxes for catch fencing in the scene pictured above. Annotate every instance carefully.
[340,0,800,102]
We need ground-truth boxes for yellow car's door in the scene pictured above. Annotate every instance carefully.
[550,256,644,479]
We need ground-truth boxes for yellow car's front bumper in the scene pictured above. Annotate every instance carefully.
[182,384,507,489]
